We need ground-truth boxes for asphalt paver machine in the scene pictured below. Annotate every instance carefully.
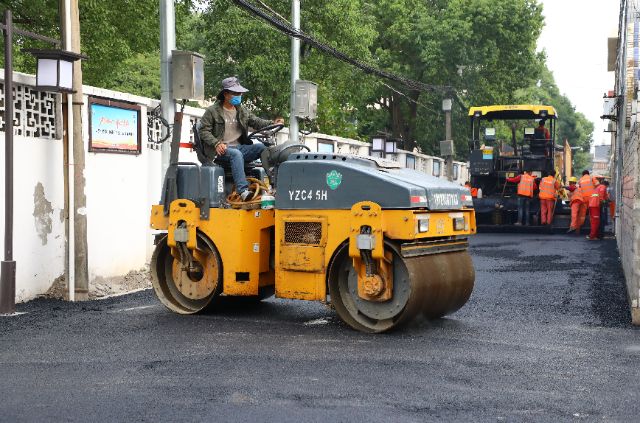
[149,121,477,333]
[467,105,572,231]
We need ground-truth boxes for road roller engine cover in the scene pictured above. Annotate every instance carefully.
[150,141,477,333]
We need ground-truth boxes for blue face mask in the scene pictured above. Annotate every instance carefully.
[230,95,242,106]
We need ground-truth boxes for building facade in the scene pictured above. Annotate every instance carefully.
[609,0,640,324]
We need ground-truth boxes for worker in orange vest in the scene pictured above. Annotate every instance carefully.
[507,170,537,226]
[538,171,561,225]
[579,170,597,203]
[587,179,608,240]
[566,176,586,233]
[464,181,478,198]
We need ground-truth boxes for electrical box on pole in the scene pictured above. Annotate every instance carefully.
[440,140,455,157]
[171,50,204,100]
[294,80,318,119]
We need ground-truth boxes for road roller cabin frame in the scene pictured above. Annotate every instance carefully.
[150,134,477,332]
[467,105,572,230]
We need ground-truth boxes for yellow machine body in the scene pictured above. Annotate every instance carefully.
[151,200,476,304]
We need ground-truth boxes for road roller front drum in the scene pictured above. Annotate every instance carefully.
[151,233,223,314]
[328,242,475,333]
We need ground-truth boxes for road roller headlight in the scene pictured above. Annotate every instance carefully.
[448,212,466,231]
[415,214,430,233]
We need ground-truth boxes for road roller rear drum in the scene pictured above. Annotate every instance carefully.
[151,232,222,314]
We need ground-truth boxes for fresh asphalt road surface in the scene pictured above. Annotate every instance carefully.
[1,233,638,422]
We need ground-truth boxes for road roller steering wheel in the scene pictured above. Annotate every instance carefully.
[248,123,285,145]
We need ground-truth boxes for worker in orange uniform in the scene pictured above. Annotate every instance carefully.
[464,181,478,198]
[534,120,552,157]
[587,179,608,240]
[538,171,561,226]
[534,120,551,140]
[579,170,597,203]
[565,176,586,234]
[507,170,537,226]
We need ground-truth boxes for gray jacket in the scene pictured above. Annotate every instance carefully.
[198,101,272,160]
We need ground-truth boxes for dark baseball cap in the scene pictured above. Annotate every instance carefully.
[221,76,249,93]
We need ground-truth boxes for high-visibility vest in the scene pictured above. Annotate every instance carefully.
[588,192,600,208]
[464,184,477,198]
[579,175,595,200]
[538,176,557,200]
[588,184,607,208]
[517,174,535,198]
[569,185,584,204]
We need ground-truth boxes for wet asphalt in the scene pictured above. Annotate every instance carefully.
[0,233,638,422]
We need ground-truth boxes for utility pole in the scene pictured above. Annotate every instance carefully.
[61,0,89,300]
[160,0,176,177]
[289,0,300,143]
[442,98,454,182]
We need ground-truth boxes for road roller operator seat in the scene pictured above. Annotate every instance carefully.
[191,122,267,192]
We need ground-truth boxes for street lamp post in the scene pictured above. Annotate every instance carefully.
[0,10,83,314]
[1,10,16,314]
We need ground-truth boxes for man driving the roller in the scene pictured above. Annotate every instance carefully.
[199,76,284,201]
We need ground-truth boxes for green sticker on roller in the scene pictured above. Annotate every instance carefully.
[326,170,343,190]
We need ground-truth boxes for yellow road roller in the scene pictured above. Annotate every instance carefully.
[150,127,476,333]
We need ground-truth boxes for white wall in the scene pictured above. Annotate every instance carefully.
[0,135,66,301]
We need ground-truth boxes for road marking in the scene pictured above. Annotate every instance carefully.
[303,318,330,326]
[109,305,157,313]
[95,287,152,300]
[625,345,640,353]
[0,312,27,317]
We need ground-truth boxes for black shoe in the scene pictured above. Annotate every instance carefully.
[566,228,575,233]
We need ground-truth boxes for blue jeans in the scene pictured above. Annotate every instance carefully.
[215,143,266,193]
[517,196,531,225]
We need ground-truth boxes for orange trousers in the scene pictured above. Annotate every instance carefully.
[570,202,587,230]
[589,206,601,239]
[609,201,615,219]
[540,199,555,225]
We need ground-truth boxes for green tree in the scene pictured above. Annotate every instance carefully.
[190,0,378,134]
[0,0,593,168]
[359,0,545,155]
[0,0,195,97]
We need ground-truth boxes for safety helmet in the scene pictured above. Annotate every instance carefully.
[568,176,578,183]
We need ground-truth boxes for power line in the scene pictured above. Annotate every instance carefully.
[231,0,454,95]
[379,81,440,113]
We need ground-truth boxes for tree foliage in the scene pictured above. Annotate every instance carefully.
[0,0,193,92]
[190,0,378,135]
[0,0,593,164]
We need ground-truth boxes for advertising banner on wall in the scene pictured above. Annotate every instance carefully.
[88,97,141,154]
